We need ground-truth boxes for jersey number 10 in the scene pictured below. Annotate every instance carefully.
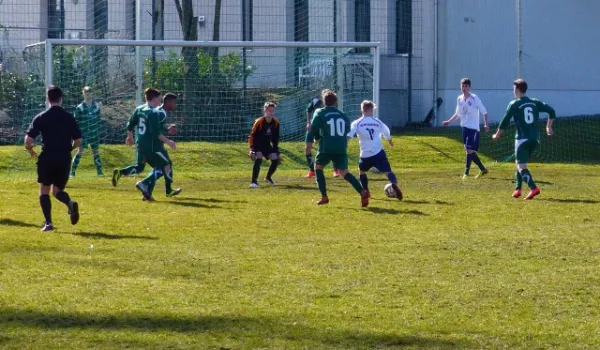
[327,118,346,136]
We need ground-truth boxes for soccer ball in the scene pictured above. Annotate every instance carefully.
[384,183,396,198]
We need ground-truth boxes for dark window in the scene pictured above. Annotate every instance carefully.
[243,0,254,41]
[48,0,62,39]
[125,0,136,40]
[396,0,412,54]
[93,0,108,39]
[354,0,370,53]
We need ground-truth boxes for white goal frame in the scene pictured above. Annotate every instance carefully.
[42,39,380,114]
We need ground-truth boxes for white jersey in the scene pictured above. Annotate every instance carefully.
[455,93,487,131]
[347,116,391,158]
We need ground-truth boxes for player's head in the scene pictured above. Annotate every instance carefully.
[460,78,471,94]
[360,100,376,116]
[322,89,337,107]
[144,88,161,106]
[46,85,63,105]
[82,86,93,100]
[263,101,277,118]
[513,78,528,97]
[163,93,177,111]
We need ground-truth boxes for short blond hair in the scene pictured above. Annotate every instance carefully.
[82,86,92,92]
[360,100,376,113]
[263,101,277,109]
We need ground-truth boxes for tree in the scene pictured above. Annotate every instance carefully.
[173,0,200,133]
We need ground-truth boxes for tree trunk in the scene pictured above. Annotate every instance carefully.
[174,0,200,139]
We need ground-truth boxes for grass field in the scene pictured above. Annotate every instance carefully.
[1,136,600,349]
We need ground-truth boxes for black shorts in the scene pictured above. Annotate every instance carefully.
[255,145,277,157]
[37,154,71,189]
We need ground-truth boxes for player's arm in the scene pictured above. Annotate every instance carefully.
[69,113,83,150]
[125,110,139,146]
[476,96,490,131]
[381,122,394,147]
[346,120,359,138]
[443,98,461,126]
[272,119,280,153]
[149,112,175,150]
[248,118,261,153]
[538,100,556,136]
[307,114,321,143]
[493,103,514,140]
[24,116,41,157]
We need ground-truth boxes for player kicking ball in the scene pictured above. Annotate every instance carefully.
[347,100,403,200]
[493,78,555,200]
[306,89,369,206]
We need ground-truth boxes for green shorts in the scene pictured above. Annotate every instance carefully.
[315,152,348,170]
[140,149,171,169]
[515,139,538,164]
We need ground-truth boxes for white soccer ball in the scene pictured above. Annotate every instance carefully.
[384,183,396,198]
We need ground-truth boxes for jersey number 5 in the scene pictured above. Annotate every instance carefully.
[524,107,534,124]
[138,118,147,135]
[327,118,346,136]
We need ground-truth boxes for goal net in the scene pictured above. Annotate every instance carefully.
[22,40,378,146]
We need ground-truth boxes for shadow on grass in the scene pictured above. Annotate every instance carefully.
[0,218,40,228]
[363,207,429,216]
[402,199,454,206]
[166,201,221,209]
[70,232,158,240]
[541,198,600,204]
[174,197,247,204]
[277,184,319,191]
[417,140,462,163]
[0,307,464,348]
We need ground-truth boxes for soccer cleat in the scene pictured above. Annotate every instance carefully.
[97,172,104,177]
[69,173,75,178]
[166,188,182,197]
[112,169,121,187]
[264,178,276,186]
[462,174,469,180]
[317,197,329,205]
[249,182,260,188]
[524,188,541,200]
[360,189,370,207]
[512,189,522,198]
[475,169,489,179]
[69,201,80,225]
[392,184,403,201]
[142,195,156,202]
[136,181,152,200]
[41,223,54,232]
[333,170,341,177]
[305,170,315,178]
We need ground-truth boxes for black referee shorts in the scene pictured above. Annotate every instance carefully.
[37,153,71,189]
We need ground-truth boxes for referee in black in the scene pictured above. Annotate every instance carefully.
[25,85,82,232]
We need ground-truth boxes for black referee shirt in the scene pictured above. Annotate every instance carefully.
[26,106,82,158]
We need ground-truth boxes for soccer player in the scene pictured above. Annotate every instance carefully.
[347,100,403,200]
[306,89,369,206]
[493,78,555,200]
[124,88,177,201]
[24,86,82,232]
[70,86,103,177]
[442,78,490,179]
[248,101,281,188]
[305,96,341,178]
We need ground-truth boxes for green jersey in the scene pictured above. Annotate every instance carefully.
[156,105,169,131]
[499,97,556,141]
[74,100,101,138]
[126,104,163,154]
[307,106,350,154]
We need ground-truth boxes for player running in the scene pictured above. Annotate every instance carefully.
[493,78,555,200]
[347,100,403,200]
[304,96,341,178]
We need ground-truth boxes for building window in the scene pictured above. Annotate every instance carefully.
[396,0,412,54]
[354,0,370,53]
[242,0,253,41]
[125,0,136,40]
[93,0,108,39]
[294,0,309,84]
[48,0,62,39]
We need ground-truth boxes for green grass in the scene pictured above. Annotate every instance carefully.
[1,137,600,349]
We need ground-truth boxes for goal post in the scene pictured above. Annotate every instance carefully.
[26,39,380,145]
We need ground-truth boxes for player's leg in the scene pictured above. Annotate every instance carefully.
[136,154,165,201]
[113,152,146,186]
[37,158,53,231]
[250,151,264,188]
[517,140,539,200]
[70,144,85,177]
[358,156,373,193]
[161,151,181,197]
[265,151,279,185]
[304,136,315,178]
[314,153,330,204]
[376,150,403,200]
[469,130,488,178]
[334,155,368,207]
[51,160,79,225]
[90,141,103,176]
